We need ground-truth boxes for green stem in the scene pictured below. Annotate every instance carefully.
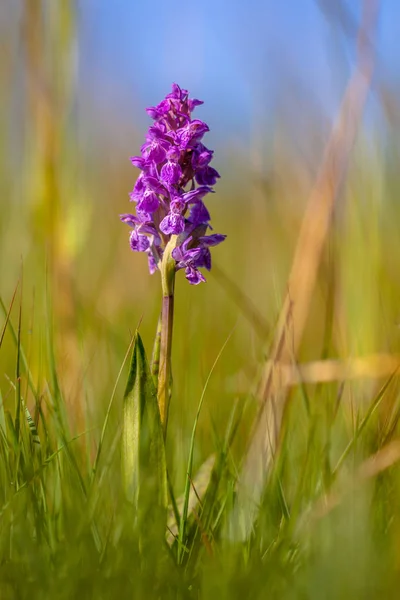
[158,294,174,432]
[157,236,177,435]
[150,310,162,385]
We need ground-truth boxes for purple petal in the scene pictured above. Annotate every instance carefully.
[130,174,145,201]
[141,141,167,164]
[198,233,226,247]
[195,166,220,186]
[138,223,157,235]
[147,123,170,140]
[160,213,185,235]
[135,209,153,223]
[144,176,167,195]
[160,161,182,185]
[182,186,213,204]
[180,235,194,254]
[171,245,184,262]
[192,146,213,169]
[167,83,182,99]
[183,222,203,239]
[188,201,210,225]
[166,147,181,161]
[129,230,150,252]
[170,197,185,213]
[172,238,203,266]
[148,253,158,274]
[176,120,210,149]
[130,156,147,170]
[137,190,160,213]
[188,98,204,111]
[174,247,202,265]
[185,267,206,285]
[120,213,139,226]
[171,109,191,128]
[146,106,159,119]
[146,99,170,120]
[138,223,161,244]
[167,83,189,102]
[194,248,212,271]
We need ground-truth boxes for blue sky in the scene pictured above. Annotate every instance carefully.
[78,0,400,142]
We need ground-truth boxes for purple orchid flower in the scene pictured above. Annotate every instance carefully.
[120,83,225,284]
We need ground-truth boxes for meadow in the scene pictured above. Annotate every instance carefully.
[1,2,400,598]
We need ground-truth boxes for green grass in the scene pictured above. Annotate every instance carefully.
[2,161,400,598]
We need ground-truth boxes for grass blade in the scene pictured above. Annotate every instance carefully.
[332,371,397,476]
[177,331,233,564]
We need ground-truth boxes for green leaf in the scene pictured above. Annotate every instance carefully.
[167,454,215,547]
[122,332,167,516]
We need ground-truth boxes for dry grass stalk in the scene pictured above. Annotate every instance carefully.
[269,354,400,387]
[231,0,381,539]
[301,439,400,527]
[23,0,84,429]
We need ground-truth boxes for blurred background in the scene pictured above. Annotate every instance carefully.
[1,0,400,477]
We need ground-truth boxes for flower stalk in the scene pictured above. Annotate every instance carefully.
[158,292,174,432]
[120,83,226,437]
[158,237,177,431]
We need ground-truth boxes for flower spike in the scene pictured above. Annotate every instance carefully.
[120,84,225,284]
